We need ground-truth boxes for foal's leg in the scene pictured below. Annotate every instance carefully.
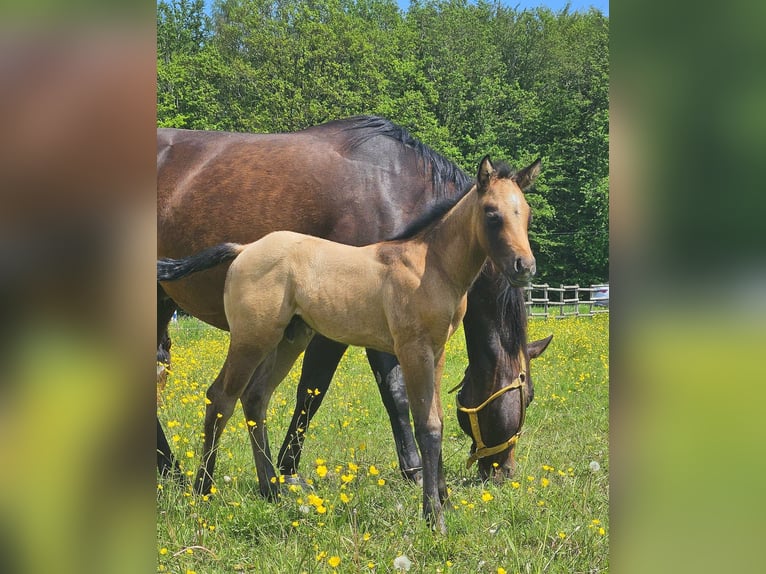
[242,321,314,492]
[365,349,422,484]
[433,349,449,507]
[397,343,446,534]
[194,339,275,495]
[277,336,348,479]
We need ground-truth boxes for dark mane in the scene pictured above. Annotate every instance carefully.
[337,115,472,197]
[481,262,527,359]
[387,180,474,241]
[386,158,519,242]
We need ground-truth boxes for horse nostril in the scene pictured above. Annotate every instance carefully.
[514,257,536,276]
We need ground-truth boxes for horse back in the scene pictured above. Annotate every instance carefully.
[156,126,432,329]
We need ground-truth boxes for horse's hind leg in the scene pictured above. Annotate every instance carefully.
[241,319,314,492]
[194,338,275,495]
[365,349,422,485]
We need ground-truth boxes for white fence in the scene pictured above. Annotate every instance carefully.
[524,283,609,319]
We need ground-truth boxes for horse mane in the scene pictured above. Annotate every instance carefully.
[387,160,518,242]
[481,262,527,358]
[337,115,472,198]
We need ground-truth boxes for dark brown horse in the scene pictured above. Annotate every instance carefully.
[457,266,553,481]
[157,116,547,485]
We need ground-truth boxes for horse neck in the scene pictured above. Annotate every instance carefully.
[421,188,487,293]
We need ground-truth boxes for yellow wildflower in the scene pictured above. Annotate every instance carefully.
[328,556,341,568]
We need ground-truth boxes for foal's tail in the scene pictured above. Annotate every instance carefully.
[158,242,245,281]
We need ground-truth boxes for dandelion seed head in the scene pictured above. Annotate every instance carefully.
[393,554,412,571]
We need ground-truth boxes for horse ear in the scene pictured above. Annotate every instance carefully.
[513,158,542,191]
[528,334,553,359]
[477,155,494,192]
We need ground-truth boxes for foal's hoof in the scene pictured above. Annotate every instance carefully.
[260,482,282,502]
[427,514,447,535]
[159,462,188,488]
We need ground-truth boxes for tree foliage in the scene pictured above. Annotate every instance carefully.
[157,0,609,284]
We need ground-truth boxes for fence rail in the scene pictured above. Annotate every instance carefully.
[524,283,609,319]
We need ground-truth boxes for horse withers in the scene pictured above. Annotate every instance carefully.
[158,156,539,533]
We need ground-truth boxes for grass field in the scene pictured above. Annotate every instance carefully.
[157,314,608,573]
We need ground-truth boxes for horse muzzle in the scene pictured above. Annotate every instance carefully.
[498,254,535,286]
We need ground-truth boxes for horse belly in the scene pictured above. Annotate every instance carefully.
[292,252,394,353]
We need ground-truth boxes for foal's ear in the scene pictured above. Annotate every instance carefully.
[512,158,542,191]
[477,155,494,192]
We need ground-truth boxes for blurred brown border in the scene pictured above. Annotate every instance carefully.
[0,8,156,574]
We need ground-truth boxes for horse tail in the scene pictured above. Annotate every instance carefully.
[158,242,244,281]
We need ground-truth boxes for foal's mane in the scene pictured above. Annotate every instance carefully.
[336,115,472,197]
[388,160,518,242]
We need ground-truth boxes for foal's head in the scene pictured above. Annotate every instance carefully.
[474,156,540,287]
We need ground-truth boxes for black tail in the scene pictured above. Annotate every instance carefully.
[158,242,243,281]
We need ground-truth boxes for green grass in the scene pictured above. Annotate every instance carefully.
[157,314,608,573]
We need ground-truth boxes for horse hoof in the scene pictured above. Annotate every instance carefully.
[260,484,281,502]
[283,474,313,491]
[402,468,423,486]
[193,474,213,496]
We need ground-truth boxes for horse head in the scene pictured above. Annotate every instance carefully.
[475,156,540,287]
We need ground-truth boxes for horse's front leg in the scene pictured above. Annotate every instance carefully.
[365,349,422,485]
[397,343,447,534]
[433,348,449,507]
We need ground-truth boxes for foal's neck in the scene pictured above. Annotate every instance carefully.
[422,188,487,292]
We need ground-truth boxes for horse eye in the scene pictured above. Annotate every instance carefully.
[485,211,503,226]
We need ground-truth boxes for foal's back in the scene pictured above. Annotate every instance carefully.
[224,231,396,352]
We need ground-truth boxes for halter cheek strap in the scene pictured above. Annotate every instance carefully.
[454,350,527,468]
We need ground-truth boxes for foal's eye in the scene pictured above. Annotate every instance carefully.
[485,210,503,226]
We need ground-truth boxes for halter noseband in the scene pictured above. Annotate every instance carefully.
[452,350,527,468]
